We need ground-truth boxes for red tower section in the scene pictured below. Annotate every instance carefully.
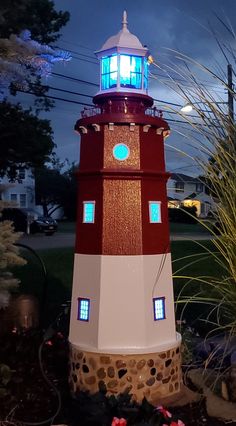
[75,92,171,256]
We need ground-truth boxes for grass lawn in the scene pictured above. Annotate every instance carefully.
[13,247,74,324]
[57,221,76,233]
[170,221,211,234]
[57,221,213,235]
[13,240,224,329]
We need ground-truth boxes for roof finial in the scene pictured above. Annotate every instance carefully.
[122,10,128,30]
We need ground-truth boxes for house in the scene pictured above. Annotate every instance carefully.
[0,168,64,220]
[167,173,215,217]
[0,167,35,210]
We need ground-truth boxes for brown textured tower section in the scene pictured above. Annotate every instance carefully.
[104,125,140,169]
[102,179,142,255]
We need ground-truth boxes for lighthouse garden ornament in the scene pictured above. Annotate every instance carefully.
[69,11,182,403]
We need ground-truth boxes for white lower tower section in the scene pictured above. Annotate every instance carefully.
[69,254,179,354]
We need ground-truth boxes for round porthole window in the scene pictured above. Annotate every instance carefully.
[113,143,130,161]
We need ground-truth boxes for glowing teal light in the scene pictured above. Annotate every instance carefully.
[101,55,118,89]
[120,54,142,88]
[78,298,90,321]
[83,202,95,223]
[101,54,143,90]
[113,143,130,161]
[153,297,165,321]
[149,202,161,223]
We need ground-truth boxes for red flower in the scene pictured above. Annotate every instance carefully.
[111,417,127,426]
[156,405,172,418]
[163,421,185,426]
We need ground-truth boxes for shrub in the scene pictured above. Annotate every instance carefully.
[168,206,197,224]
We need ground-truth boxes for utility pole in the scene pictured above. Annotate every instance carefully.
[227,64,234,124]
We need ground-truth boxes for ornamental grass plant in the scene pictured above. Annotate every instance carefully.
[153,17,236,371]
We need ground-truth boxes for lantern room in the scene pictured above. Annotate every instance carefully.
[96,11,149,94]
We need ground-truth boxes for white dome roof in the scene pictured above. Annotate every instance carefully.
[98,11,146,52]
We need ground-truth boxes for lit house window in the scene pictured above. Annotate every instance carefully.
[149,201,161,223]
[153,297,165,321]
[78,298,90,321]
[83,201,95,223]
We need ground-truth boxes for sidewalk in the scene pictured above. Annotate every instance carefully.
[18,232,212,250]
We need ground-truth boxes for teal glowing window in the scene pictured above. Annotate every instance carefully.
[149,202,161,223]
[78,298,90,321]
[83,201,95,223]
[153,297,165,321]
[101,55,118,89]
[113,143,130,161]
[144,58,148,90]
[120,54,142,89]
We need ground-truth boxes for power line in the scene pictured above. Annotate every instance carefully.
[17,88,93,107]
[41,85,94,99]
[52,72,99,87]
[55,43,230,91]
[54,46,97,62]
[51,72,183,107]
[18,88,197,126]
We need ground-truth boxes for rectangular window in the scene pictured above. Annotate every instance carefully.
[149,201,161,223]
[175,182,184,192]
[20,194,26,207]
[83,201,95,223]
[153,297,165,321]
[18,168,25,180]
[10,194,17,202]
[78,298,90,321]
[144,58,148,90]
[120,54,142,89]
[196,183,203,192]
[101,55,118,89]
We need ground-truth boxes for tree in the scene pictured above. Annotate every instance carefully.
[35,163,78,219]
[0,1,70,171]
[0,29,71,100]
[0,101,55,180]
[35,166,68,216]
[62,165,78,220]
[0,0,70,310]
[0,0,70,44]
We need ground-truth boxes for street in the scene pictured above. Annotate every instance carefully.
[18,232,212,250]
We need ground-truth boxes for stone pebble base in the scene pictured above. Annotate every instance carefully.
[69,343,182,403]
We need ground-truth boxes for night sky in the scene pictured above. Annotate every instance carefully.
[20,0,236,175]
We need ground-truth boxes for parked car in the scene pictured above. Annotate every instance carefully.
[0,208,58,236]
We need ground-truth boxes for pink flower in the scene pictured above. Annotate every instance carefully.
[156,405,172,418]
[111,417,127,426]
[164,421,185,426]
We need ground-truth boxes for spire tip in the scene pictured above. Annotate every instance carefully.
[122,10,128,29]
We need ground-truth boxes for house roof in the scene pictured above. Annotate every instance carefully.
[170,173,201,183]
